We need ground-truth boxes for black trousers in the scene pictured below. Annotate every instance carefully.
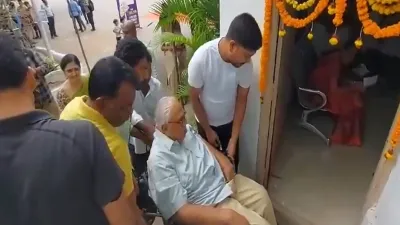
[47,16,57,37]
[197,121,239,172]
[73,16,86,31]
[82,11,89,23]
[87,11,95,29]
[128,144,157,213]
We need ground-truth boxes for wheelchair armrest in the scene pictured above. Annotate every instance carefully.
[298,87,327,110]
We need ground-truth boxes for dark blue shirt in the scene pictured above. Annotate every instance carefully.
[0,111,124,225]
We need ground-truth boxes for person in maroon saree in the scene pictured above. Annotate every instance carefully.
[310,46,364,146]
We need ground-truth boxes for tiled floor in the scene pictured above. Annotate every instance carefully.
[269,90,398,225]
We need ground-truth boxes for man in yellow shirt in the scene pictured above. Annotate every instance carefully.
[60,56,144,224]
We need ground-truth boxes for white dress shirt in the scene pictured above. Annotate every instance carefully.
[129,77,165,154]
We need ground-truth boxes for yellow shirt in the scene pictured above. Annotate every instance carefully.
[60,96,134,196]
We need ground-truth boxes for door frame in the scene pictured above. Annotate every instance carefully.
[255,5,283,187]
[362,103,400,217]
[255,14,400,218]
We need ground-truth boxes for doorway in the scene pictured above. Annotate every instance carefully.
[264,25,400,225]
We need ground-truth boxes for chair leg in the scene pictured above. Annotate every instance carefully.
[299,110,330,145]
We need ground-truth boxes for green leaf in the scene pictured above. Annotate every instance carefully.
[175,69,189,101]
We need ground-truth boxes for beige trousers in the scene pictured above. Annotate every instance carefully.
[218,175,277,225]
[42,100,61,119]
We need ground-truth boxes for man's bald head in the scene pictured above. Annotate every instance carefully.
[122,21,137,39]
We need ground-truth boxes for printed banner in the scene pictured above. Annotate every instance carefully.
[116,0,140,28]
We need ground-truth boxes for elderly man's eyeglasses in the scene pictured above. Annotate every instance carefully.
[168,113,186,125]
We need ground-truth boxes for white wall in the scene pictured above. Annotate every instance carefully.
[362,153,400,225]
[220,0,265,179]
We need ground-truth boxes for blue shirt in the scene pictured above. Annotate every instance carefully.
[68,1,82,17]
[147,125,232,220]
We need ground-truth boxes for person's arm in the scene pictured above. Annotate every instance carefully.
[175,204,242,225]
[147,158,237,225]
[201,136,235,181]
[86,123,140,225]
[31,50,53,77]
[130,110,154,145]
[131,126,152,146]
[227,63,253,158]
[227,87,249,151]
[188,52,217,144]
[77,4,82,15]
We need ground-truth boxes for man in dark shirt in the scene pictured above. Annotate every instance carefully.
[0,32,137,225]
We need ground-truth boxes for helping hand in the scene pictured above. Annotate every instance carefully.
[222,209,250,225]
[226,140,237,163]
[205,128,221,148]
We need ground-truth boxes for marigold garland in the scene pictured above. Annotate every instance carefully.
[357,0,400,38]
[376,0,399,3]
[286,0,316,11]
[384,115,400,160]
[276,0,330,28]
[332,0,347,27]
[368,0,400,15]
[328,3,336,14]
[259,0,273,103]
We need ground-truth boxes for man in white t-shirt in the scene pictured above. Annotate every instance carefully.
[188,13,262,170]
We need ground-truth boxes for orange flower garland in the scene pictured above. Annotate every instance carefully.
[276,0,330,28]
[357,0,400,38]
[333,0,347,27]
[259,0,273,103]
[384,116,400,160]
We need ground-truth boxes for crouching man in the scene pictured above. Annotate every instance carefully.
[147,96,277,225]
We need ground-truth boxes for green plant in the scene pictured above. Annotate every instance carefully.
[176,68,189,103]
[150,0,219,103]
[150,0,219,36]
[44,57,59,72]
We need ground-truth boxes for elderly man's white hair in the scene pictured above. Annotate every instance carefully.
[155,96,179,128]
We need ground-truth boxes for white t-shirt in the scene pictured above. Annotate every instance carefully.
[188,38,253,126]
[113,25,122,38]
[129,76,165,154]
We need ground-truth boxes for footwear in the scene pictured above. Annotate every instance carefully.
[91,28,95,31]
[54,34,58,37]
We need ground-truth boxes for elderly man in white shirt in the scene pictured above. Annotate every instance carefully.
[147,96,277,225]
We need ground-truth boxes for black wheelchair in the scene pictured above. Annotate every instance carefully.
[135,170,170,225]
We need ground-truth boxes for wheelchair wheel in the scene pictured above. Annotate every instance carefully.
[143,214,156,225]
